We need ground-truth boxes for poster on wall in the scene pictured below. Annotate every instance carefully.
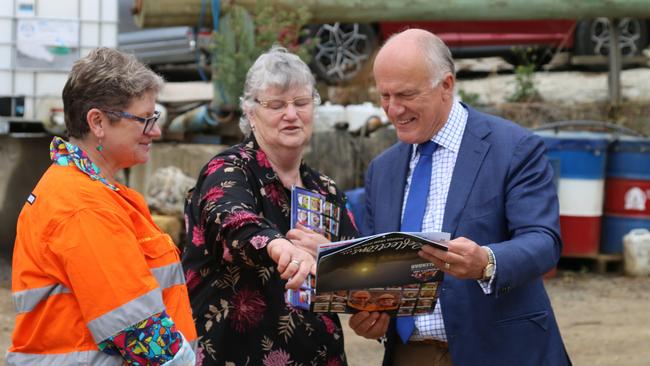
[16,18,79,69]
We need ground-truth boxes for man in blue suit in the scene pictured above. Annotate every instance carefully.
[348,29,571,365]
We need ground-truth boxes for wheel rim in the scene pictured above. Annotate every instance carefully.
[589,18,642,56]
[313,23,373,82]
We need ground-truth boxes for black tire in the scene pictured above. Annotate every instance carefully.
[574,18,649,68]
[308,23,378,84]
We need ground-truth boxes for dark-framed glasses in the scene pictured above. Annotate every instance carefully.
[103,110,161,134]
[255,96,316,112]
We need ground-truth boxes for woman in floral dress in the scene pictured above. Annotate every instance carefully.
[182,46,359,365]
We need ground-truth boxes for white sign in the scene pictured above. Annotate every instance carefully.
[17,19,79,47]
[16,19,79,65]
[625,187,647,211]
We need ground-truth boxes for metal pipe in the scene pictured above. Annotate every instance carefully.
[607,18,622,106]
[133,0,650,28]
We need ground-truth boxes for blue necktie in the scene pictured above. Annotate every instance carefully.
[396,140,437,344]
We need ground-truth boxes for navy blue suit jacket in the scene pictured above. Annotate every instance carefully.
[363,104,571,365]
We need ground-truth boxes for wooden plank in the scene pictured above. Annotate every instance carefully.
[560,254,623,274]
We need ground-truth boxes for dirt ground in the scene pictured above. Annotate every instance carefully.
[340,271,650,366]
[1,269,649,366]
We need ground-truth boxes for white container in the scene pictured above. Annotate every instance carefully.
[623,228,650,276]
[314,101,345,132]
[345,102,387,131]
[0,0,118,134]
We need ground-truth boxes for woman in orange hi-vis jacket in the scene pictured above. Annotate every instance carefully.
[6,48,197,366]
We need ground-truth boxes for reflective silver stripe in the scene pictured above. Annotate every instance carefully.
[86,287,165,343]
[5,350,121,366]
[151,262,186,289]
[189,338,198,353]
[13,284,71,314]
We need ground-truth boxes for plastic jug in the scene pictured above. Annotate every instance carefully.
[314,102,346,131]
[623,228,650,276]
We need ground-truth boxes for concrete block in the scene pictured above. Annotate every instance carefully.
[128,142,227,196]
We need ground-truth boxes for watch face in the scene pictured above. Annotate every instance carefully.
[483,264,495,280]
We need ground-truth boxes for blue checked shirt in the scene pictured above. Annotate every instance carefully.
[401,100,496,341]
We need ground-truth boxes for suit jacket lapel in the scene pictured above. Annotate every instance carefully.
[378,142,412,232]
[442,106,491,236]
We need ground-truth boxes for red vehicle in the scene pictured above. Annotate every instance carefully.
[310,19,649,83]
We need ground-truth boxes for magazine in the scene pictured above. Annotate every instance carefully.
[314,232,448,316]
[285,186,450,316]
[289,186,341,240]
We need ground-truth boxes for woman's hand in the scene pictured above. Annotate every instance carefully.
[266,238,316,290]
[286,224,330,258]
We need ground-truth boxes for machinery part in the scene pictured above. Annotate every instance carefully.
[574,18,649,59]
[309,23,377,84]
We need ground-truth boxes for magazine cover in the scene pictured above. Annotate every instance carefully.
[290,186,341,240]
[310,232,449,316]
[285,208,450,316]
[285,186,342,311]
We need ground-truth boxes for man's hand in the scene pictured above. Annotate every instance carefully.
[286,223,329,258]
[348,311,390,340]
[266,238,316,290]
[418,236,489,280]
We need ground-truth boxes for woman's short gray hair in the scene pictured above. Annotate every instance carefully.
[62,47,164,138]
[239,45,319,136]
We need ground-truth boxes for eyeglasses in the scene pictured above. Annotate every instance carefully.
[103,110,161,134]
[255,96,316,113]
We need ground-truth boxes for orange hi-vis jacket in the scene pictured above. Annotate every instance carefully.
[7,164,197,365]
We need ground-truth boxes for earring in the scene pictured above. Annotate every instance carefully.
[96,139,104,152]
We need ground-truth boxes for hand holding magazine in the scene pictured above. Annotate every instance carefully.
[312,231,448,316]
[285,186,450,317]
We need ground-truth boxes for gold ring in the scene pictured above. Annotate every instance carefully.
[444,262,451,270]
[290,259,301,266]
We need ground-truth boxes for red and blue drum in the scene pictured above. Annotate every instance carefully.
[601,137,650,253]
[538,132,610,255]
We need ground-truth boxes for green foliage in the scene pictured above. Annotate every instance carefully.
[211,0,314,108]
[507,47,542,103]
[457,88,481,106]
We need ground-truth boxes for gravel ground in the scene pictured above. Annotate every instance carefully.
[340,272,650,366]
[455,62,650,105]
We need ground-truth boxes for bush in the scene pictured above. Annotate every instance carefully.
[211,0,314,108]
[507,48,542,103]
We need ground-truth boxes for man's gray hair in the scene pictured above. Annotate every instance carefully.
[239,45,319,136]
[417,33,455,86]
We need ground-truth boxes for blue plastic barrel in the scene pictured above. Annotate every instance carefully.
[601,137,650,253]
[536,131,610,255]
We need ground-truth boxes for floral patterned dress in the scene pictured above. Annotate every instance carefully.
[182,137,359,366]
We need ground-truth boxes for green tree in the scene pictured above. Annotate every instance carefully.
[211,0,314,109]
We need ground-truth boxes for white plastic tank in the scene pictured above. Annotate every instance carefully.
[0,0,118,134]
[345,102,387,131]
[314,101,345,132]
[623,229,650,276]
